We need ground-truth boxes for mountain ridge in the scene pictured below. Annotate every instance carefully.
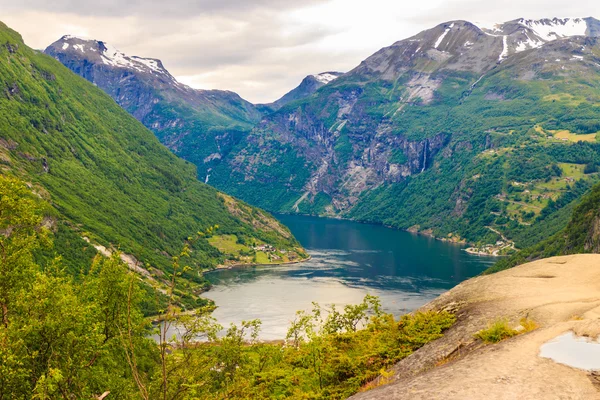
[47,16,600,251]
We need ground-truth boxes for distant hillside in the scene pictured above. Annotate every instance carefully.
[487,180,600,273]
[0,21,304,308]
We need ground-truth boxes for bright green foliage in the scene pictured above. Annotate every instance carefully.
[151,298,456,400]
[474,319,518,343]
[0,177,456,399]
[0,176,158,399]
[0,176,50,327]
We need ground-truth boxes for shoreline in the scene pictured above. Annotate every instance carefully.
[463,248,505,257]
[204,254,313,274]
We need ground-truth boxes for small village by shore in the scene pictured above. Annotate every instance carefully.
[465,239,516,256]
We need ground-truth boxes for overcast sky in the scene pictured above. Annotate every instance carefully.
[1,0,599,103]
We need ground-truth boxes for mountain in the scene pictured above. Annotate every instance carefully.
[207,17,600,247]
[45,35,263,176]
[260,72,344,112]
[0,22,304,308]
[46,17,600,250]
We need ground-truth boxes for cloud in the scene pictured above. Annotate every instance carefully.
[2,0,328,18]
[1,0,599,103]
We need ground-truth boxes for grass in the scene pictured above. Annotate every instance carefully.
[551,130,598,143]
[254,251,271,264]
[542,93,584,106]
[475,317,538,344]
[558,163,586,179]
[207,235,295,265]
[208,234,250,254]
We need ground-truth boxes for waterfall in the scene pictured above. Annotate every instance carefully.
[421,139,428,173]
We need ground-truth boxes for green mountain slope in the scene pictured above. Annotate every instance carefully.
[208,19,600,248]
[488,179,600,273]
[44,36,264,182]
[0,22,304,306]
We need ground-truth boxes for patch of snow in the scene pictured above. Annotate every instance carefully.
[434,26,452,49]
[62,43,69,50]
[464,41,474,47]
[499,36,509,61]
[73,44,85,52]
[519,18,587,41]
[314,73,339,84]
[572,55,584,60]
[555,58,561,61]
[515,33,544,52]
[101,42,135,69]
[99,41,171,78]
[131,56,163,73]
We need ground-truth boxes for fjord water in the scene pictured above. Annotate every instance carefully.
[204,215,495,340]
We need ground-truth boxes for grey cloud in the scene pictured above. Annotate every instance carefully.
[6,0,599,103]
[1,0,327,18]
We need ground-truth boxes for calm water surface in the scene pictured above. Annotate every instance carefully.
[203,214,495,340]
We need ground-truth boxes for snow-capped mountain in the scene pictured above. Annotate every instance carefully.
[313,72,340,85]
[45,35,263,168]
[261,71,344,112]
[50,35,176,82]
[353,17,600,80]
[476,17,600,56]
[203,16,600,237]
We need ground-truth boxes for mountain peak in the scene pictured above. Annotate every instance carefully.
[351,16,600,80]
[46,36,174,81]
[312,72,341,85]
[261,71,344,111]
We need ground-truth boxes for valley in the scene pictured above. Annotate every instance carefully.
[3,8,600,399]
[45,17,600,256]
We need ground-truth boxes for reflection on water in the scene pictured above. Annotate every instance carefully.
[203,214,496,340]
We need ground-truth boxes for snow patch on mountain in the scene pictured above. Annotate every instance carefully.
[92,42,173,79]
[499,36,508,61]
[515,34,544,52]
[434,23,454,49]
[519,18,587,41]
[131,56,163,74]
[313,73,339,85]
